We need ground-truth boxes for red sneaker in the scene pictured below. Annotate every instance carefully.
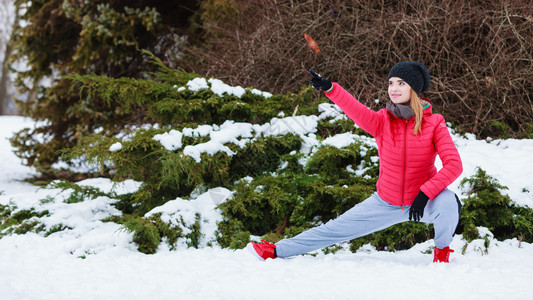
[247,239,277,261]
[433,246,454,263]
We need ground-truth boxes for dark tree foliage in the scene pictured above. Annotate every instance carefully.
[10,0,200,175]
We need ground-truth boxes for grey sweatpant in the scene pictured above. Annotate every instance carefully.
[275,189,460,258]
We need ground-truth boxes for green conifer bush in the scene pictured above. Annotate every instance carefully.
[458,168,533,243]
[217,141,380,249]
[53,62,389,251]
[121,215,163,254]
[0,204,49,237]
[349,223,433,252]
[52,67,523,254]
[45,180,109,204]
[9,1,201,176]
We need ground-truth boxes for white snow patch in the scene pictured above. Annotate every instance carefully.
[109,142,123,152]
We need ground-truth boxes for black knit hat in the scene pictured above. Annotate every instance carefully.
[387,61,430,94]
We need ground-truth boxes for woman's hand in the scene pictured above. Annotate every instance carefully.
[409,191,430,222]
[306,69,332,92]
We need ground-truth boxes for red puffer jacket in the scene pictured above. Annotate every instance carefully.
[325,83,463,207]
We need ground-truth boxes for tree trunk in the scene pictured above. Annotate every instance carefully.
[0,41,12,115]
[0,1,19,115]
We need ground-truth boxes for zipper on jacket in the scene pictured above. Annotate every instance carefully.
[401,120,408,209]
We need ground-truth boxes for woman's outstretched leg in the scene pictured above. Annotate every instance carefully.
[274,193,408,258]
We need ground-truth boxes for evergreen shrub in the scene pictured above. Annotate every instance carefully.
[349,222,433,252]
[217,140,380,250]
[458,167,533,243]
[10,0,202,176]
[0,204,49,237]
[121,215,162,254]
[45,180,109,204]
[111,211,207,254]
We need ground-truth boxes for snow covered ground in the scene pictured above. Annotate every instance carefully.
[1,114,533,300]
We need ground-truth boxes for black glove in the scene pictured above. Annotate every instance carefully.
[409,191,429,222]
[306,69,332,92]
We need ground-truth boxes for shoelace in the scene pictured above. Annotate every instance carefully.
[260,239,276,248]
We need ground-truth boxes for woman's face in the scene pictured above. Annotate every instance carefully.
[388,77,412,104]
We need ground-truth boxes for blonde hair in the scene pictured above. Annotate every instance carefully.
[410,89,424,135]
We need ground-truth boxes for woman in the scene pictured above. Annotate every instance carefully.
[247,61,463,263]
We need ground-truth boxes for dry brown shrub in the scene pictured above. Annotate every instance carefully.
[182,0,533,138]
